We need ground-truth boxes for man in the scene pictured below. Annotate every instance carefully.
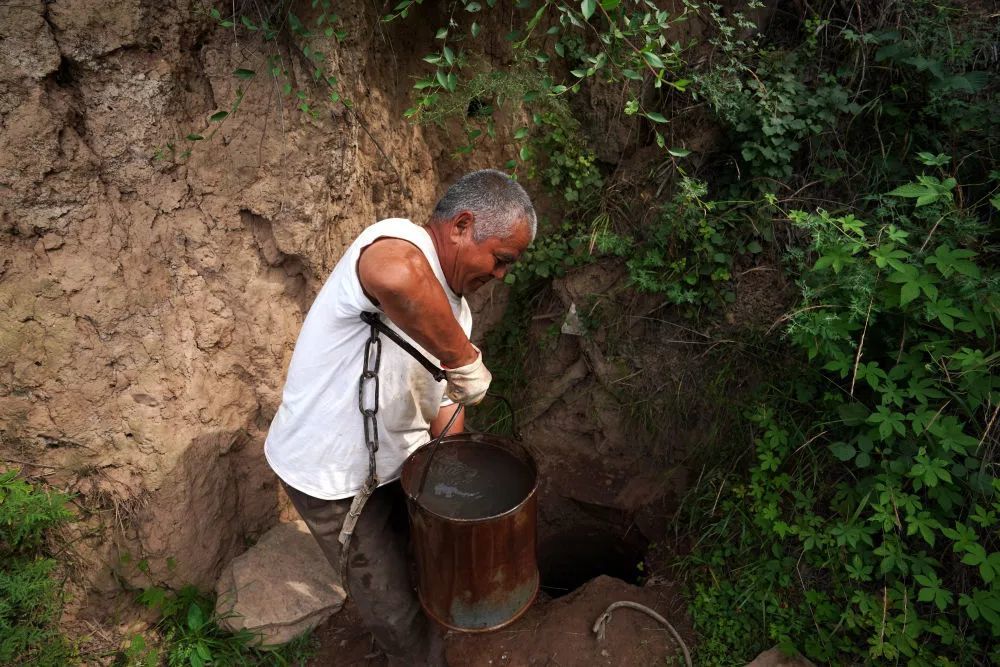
[264,169,536,665]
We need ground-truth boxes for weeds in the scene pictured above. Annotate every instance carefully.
[0,469,76,666]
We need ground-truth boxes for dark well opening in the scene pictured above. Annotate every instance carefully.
[537,526,648,598]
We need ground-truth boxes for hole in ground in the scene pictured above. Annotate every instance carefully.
[537,525,648,598]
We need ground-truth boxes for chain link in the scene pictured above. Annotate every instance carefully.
[358,317,382,485]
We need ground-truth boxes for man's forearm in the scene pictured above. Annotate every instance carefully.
[376,283,477,368]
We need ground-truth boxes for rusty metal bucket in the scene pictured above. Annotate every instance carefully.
[400,432,538,632]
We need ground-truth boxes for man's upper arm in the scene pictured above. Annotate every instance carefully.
[357,237,435,308]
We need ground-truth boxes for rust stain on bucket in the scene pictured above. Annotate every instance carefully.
[401,433,539,632]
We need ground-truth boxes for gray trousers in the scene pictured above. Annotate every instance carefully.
[281,480,444,665]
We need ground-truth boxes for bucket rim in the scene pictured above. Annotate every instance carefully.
[401,432,538,525]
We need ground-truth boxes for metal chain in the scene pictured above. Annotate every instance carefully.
[338,315,384,579]
[358,317,382,485]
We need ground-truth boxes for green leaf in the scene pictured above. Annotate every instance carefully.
[962,543,987,567]
[644,111,668,123]
[667,147,691,157]
[925,245,980,278]
[917,151,950,167]
[471,22,480,38]
[642,51,665,69]
[829,442,856,461]
[187,602,204,631]
[581,0,597,20]
[209,111,228,122]
[435,27,448,39]
[186,134,204,141]
[233,68,256,80]
[813,244,858,273]
[887,265,938,305]
[900,281,920,305]
[870,244,909,272]
[887,183,929,198]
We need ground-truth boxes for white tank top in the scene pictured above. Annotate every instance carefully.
[264,218,472,499]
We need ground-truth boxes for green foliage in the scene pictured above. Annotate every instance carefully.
[666,2,1000,664]
[0,469,76,666]
[598,176,767,308]
[528,112,604,205]
[698,51,857,182]
[685,181,999,662]
[124,584,312,667]
[400,0,696,159]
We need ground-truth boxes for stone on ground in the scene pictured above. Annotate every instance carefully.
[214,520,345,645]
[746,646,817,666]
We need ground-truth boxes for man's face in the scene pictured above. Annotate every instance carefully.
[453,218,532,296]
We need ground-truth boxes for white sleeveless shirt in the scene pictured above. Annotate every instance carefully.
[264,218,472,499]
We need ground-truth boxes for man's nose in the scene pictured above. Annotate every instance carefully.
[492,266,507,280]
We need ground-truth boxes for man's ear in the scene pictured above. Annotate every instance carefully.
[451,211,474,240]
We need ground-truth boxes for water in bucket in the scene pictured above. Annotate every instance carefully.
[415,440,533,520]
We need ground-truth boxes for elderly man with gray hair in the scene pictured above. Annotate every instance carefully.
[264,169,536,665]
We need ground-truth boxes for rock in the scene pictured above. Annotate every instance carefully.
[42,233,64,250]
[214,521,345,645]
[746,646,817,667]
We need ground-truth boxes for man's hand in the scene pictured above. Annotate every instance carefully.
[443,346,491,405]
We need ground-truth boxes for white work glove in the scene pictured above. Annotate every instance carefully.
[444,346,492,406]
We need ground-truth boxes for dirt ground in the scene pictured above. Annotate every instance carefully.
[307,575,693,667]
[306,601,388,667]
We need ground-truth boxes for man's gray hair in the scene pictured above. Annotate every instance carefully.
[431,169,537,242]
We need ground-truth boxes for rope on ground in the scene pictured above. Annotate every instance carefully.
[591,601,693,667]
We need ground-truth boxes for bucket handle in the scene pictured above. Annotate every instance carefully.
[411,403,464,501]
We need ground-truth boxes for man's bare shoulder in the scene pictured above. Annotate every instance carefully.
[357,236,435,295]
[360,236,425,261]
